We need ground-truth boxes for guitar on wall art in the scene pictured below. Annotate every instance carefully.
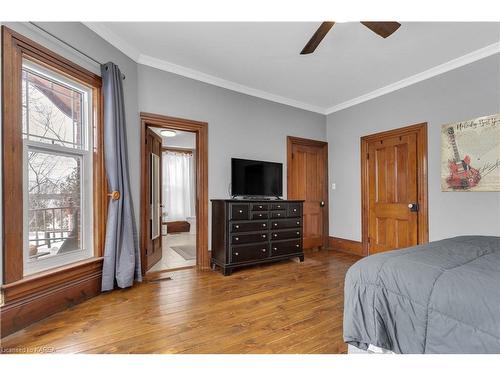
[446,127,481,190]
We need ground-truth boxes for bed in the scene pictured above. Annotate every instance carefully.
[343,236,500,354]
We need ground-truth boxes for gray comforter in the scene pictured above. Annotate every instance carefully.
[343,236,500,353]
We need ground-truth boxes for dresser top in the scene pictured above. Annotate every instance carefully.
[211,199,304,203]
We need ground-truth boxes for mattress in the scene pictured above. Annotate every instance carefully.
[343,236,500,354]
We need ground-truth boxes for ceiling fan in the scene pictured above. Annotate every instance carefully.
[300,21,401,55]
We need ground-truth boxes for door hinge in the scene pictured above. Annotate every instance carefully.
[367,237,371,244]
[366,153,369,160]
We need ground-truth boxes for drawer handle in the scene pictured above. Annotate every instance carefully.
[274,234,278,237]
[235,225,239,229]
[238,209,243,213]
[262,234,266,238]
[296,231,300,235]
[296,221,300,225]
[293,208,297,212]
[262,248,266,252]
[274,223,278,227]
[273,247,277,251]
[235,252,239,256]
[277,205,281,208]
[259,214,262,217]
[296,244,300,248]
[235,237,239,241]
[277,213,281,217]
[262,223,266,227]
[259,205,262,208]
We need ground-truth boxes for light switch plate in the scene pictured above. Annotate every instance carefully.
[331,183,336,190]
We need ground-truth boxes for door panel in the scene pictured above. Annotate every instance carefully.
[145,128,163,271]
[288,139,327,249]
[368,133,418,254]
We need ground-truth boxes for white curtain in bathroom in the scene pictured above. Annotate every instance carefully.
[162,151,195,221]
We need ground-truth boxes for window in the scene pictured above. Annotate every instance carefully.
[22,60,94,275]
[2,26,105,285]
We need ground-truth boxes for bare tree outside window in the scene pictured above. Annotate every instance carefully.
[23,67,84,262]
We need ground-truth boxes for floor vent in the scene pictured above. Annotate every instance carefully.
[148,276,173,283]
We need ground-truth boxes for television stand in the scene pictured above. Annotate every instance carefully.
[210,199,304,275]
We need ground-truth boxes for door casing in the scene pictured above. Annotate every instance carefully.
[287,136,329,249]
[140,112,209,275]
[361,123,429,256]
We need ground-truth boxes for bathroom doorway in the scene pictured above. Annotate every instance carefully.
[154,128,197,271]
[140,113,209,275]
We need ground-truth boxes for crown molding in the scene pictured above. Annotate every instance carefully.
[325,42,500,114]
[136,54,325,114]
[84,22,499,116]
[83,22,141,62]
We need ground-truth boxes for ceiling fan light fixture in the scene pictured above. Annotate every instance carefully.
[161,129,177,137]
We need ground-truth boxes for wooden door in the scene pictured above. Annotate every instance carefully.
[145,128,163,271]
[288,137,328,249]
[367,133,418,254]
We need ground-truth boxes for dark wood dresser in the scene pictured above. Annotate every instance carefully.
[211,199,304,275]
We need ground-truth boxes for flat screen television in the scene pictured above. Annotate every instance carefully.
[231,158,283,198]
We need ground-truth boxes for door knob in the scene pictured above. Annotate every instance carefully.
[320,201,325,207]
[408,203,419,212]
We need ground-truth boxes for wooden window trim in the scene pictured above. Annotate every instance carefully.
[1,26,106,285]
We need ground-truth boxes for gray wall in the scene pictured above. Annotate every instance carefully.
[0,22,139,284]
[138,64,326,242]
[327,54,500,242]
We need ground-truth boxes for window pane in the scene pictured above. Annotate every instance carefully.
[22,67,84,149]
[27,151,82,261]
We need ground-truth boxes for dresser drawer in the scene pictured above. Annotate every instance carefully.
[230,204,249,220]
[231,221,268,232]
[287,203,302,217]
[271,239,301,257]
[231,243,269,263]
[231,232,269,244]
[270,210,286,219]
[270,218,301,230]
[270,202,286,211]
[251,212,268,220]
[271,229,301,241]
[251,203,268,211]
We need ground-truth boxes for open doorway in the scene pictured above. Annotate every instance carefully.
[140,112,209,275]
[149,128,197,272]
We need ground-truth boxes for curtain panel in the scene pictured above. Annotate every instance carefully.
[101,62,141,291]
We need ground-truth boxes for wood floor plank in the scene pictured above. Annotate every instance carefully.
[0,250,359,354]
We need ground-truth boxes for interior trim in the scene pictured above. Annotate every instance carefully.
[1,258,103,338]
[325,42,500,114]
[137,54,325,114]
[328,237,364,257]
[140,112,210,272]
[84,22,500,115]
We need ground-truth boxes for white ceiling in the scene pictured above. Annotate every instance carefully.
[87,22,500,114]
[149,127,196,148]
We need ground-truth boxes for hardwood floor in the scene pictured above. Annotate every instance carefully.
[0,250,360,354]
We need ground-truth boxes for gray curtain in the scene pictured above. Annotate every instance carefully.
[101,62,141,291]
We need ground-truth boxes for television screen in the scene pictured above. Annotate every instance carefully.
[231,158,283,197]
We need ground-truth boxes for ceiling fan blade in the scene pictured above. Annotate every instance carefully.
[360,22,401,38]
[300,22,335,55]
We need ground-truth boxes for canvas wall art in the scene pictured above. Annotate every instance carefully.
[441,114,500,192]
